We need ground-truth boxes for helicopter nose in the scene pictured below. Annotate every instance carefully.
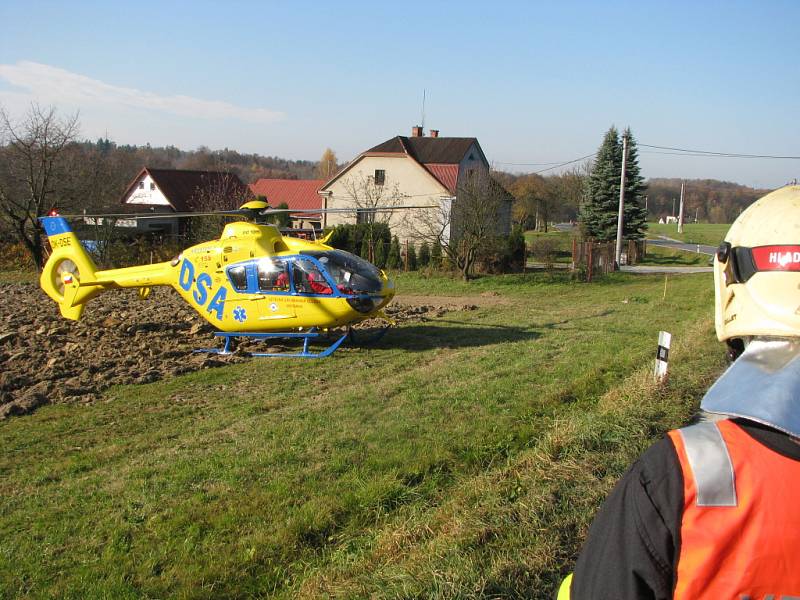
[379,275,396,306]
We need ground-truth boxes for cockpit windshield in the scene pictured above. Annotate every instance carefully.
[302,250,383,294]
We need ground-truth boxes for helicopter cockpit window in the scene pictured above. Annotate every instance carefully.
[257,258,289,292]
[228,265,248,292]
[302,250,382,294]
[293,258,333,295]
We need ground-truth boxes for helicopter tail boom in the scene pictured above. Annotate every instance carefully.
[39,216,101,320]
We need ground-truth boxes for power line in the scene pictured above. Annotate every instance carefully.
[639,150,785,158]
[531,152,597,174]
[494,160,576,166]
[639,143,800,160]
[493,152,597,171]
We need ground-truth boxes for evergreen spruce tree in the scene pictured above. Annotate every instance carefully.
[407,243,417,270]
[387,236,401,269]
[374,237,387,268]
[418,242,431,267]
[430,241,443,269]
[580,126,622,241]
[580,126,649,242]
[622,128,648,240]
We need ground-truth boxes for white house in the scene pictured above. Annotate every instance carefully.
[112,167,249,234]
[318,127,512,244]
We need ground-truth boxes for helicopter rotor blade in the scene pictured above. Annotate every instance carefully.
[53,204,439,220]
[260,204,439,214]
[56,209,252,220]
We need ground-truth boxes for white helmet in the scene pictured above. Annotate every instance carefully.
[714,185,800,343]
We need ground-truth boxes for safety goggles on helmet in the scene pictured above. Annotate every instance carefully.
[717,242,800,285]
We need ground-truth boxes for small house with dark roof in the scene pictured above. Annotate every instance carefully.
[318,127,511,244]
[249,178,325,230]
[116,167,250,234]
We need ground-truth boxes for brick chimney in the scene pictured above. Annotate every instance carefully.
[429,129,439,138]
[411,125,423,137]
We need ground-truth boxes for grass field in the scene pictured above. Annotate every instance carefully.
[0,271,725,599]
[647,222,730,246]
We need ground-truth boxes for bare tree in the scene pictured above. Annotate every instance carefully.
[186,170,251,244]
[0,104,80,269]
[340,173,404,260]
[406,172,511,280]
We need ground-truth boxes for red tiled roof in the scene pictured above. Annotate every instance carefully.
[424,164,459,195]
[249,179,325,217]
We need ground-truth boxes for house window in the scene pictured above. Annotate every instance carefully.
[150,182,156,191]
[374,169,385,186]
[138,181,145,189]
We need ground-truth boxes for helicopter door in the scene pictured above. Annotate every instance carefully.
[293,258,334,295]
[254,258,295,320]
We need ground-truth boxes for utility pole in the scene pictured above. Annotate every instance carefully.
[678,181,685,234]
[615,132,629,269]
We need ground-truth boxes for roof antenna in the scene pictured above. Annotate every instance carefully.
[420,89,426,133]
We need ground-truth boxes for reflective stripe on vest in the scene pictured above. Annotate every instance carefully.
[677,422,737,507]
[668,419,800,599]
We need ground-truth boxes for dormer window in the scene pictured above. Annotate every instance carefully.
[374,169,385,186]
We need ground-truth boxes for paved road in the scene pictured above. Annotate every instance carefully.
[620,265,713,274]
[647,235,717,255]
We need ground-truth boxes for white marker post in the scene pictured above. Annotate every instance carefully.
[654,331,671,383]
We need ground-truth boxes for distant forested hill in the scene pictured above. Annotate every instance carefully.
[11,139,323,213]
[646,178,770,223]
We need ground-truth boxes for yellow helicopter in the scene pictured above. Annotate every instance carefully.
[39,200,397,357]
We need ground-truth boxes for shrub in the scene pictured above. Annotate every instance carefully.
[374,238,387,268]
[507,225,527,269]
[430,242,443,269]
[531,237,558,268]
[407,244,417,271]
[0,243,36,271]
[418,242,430,267]
[386,236,401,269]
[327,223,391,262]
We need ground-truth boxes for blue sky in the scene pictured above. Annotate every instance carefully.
[1,0,798,187]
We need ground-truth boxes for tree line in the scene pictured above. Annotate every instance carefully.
[497,136,770,234]
[645,178,768,224]
[0,104,773,271]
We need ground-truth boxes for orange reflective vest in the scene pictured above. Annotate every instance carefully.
[668,419,800,599]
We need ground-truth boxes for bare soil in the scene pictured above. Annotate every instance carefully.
[0,283,468,418]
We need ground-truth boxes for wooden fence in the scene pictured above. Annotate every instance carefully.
[571,239,646,282]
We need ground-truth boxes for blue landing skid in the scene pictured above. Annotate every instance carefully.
[195,328,348,358]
